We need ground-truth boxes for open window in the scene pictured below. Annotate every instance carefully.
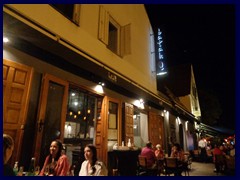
[98,5,131,57]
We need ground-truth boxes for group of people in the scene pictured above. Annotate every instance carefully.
[140,141,164,170]
[3,134,108,176]
[140,141,185,176]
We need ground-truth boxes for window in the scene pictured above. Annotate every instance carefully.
[192,86,197,99]
[50,4,80,25]
[64,86,97,139]
[133,110,149,148]
[98,5,131,57]
[108,17,120,54]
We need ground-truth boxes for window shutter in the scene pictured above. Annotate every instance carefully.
[73,5,81,25]
[120,23,131,57]
[98,5,109,45]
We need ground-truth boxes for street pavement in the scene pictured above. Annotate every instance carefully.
[159,161,230,176]
[188,161,226,176]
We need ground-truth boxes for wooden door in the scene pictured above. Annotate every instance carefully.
[148,111,164,149]
[95,96,122,166]
[95,96,108,165]
[3,59,33,165]
[33,74,68,166]
[123,103,134,144]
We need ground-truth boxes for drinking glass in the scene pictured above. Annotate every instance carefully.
[17,166,24,176]
[35,166,40,176]
[44,166,49,176]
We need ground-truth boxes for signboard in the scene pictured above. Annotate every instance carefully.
[155,28,167,76]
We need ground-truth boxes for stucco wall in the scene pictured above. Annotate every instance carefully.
[7,4,158,95]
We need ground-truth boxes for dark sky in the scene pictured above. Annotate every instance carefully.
[145,4,235,130]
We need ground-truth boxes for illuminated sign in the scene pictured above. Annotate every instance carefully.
[155,28,167,76]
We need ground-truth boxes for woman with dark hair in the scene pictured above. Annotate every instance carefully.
[3,134,15,176]
[39,139,70,176]
[170,143,185,176]
[79,144,108,176]
[170,143,184,161]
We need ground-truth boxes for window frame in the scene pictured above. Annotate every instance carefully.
[107,16,121,55]
[50,4,80,25]
[98,5,131,57]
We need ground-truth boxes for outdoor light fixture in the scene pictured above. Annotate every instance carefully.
[157,71,167,76]
[134,99,145,109]
[94,82,104,93]
[3,37,9,43]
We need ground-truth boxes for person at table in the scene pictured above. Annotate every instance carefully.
[79,144,108,176]
[170,143,184,161]
[3,134,15,176]
[141,141,157,169]
[226,144,235,157]
[155,144,164,160]
[39,139,70,176]
[170,143,185,176]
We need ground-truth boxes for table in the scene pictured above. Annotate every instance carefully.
[108,148,141,176]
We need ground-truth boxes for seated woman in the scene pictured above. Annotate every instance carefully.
[39,139,70,176]
[170,143,184,161]
[155,144,164,160]
[155,144,164,174]
[170,143,184,176]
[3,134,15,176]
[79,144,108,176]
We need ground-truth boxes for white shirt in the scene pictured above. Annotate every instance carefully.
[79,160,108,176]
[198,139,206,148]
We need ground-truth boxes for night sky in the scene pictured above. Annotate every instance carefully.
[145,4,235,130]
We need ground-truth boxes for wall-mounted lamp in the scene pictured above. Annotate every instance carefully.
[3,37,9,43]
[134,99,144,109]
[94,82,104,93]
[185,121,189,131]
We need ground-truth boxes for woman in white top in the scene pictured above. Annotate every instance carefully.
[79,144,108,176]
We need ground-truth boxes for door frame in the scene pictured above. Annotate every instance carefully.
[33,73,69,164]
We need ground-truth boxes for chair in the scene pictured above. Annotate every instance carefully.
[206,150,213,162]
[164,157,182,176]
[193,150,200,161]
[215,154,226,175]
[137,155,158,176]
[225,156,235,175]
[182,156,192,176]
[156,158,165,176]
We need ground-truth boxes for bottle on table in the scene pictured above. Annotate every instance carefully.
[28,157,36,176]
[17,166,24,176]
[127,139,131,148]
[13,161,19,175]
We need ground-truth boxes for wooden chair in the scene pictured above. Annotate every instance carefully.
[182,155,192,176]
[193,150,200,161]
[225,156,235,175]
[164,157,182,176]
[156,158,165,176]
[137,155,158,176]
[206,150,213,162]
[215,154,226,175]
